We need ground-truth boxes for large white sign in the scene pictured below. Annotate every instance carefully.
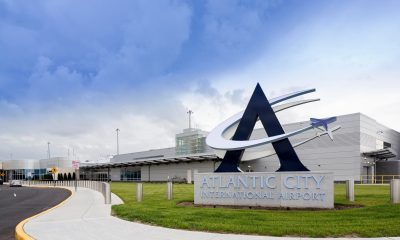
[194,172,333,209]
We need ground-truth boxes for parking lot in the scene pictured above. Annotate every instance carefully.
[0,184,71,240]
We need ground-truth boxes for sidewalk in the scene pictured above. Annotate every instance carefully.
[23,187,399,240]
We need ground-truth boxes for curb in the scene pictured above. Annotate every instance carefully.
[15,186,74,240]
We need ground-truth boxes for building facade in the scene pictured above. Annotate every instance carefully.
[80,113,400,182]
[0,157,74,181]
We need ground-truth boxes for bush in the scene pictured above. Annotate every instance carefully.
[72,172,76,180]
[43,173,53,180]
[68,173,72,180]
[64,173,68,180]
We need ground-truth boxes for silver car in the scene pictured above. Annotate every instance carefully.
[10,180,22,187]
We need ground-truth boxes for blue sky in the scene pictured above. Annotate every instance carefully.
[0,0,399,161]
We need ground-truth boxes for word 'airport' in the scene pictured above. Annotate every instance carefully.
[200,190,326,201]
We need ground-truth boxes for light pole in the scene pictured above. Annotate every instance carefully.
[187,110,193,129]
[47,142,51,160]
[116,128,120,155]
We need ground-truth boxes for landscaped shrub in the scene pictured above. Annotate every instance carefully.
[43,173,53,180]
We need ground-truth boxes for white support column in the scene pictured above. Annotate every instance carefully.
[346,180,354,201]
[391,179,400,204]
[136,183,143,202]
[102,182,111,204]
[167,181,173,200]
[186,169,192,184]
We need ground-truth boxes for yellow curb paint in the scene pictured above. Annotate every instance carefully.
[15,186,74,240]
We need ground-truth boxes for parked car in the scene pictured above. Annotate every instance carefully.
[10,180,22,187]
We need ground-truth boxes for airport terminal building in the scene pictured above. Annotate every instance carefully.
[0,157,74,181]
[80,113,400,183]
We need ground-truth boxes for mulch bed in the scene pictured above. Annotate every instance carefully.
[177,201,364,211]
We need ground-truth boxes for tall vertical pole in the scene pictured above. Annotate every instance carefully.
[391,179,400,203]
[116,128,120,155]
[346,180,355,201]
[47,142,51,160]
[187,110,193,129]
[74,165,78,192]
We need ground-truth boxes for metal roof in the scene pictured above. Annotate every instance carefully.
[81,153,219,169]
[362,148,397,160]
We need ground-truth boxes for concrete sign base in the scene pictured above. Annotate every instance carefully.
[194,172,334,209]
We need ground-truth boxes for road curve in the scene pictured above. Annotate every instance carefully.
[0,185,71,240]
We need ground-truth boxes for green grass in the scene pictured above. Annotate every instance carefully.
[111,183,400,237]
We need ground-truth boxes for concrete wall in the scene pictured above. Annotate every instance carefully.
[141,160,217,182]
[2,157,72,170]
[3,159,40,170]
[39,157,72,169]
[112,148,176,163]
[360,113,400,155]
[241,113,362,181]
[110,168,121,181]
[360,113,400,176]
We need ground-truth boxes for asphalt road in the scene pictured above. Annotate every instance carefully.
[0,185,71,240]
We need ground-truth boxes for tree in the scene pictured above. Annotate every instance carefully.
[64,173,68,180]
[68,173,72,180]
[58,173,63,181]
[72,172,76,180]
[44,173,53,180]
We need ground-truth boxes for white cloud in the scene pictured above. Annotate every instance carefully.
[1,0,400,163]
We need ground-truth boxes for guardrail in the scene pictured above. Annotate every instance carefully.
[20,180,111,204]
[359,175,400,184]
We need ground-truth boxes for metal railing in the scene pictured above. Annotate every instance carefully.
[21,180,111,204]
[359,175,400,184]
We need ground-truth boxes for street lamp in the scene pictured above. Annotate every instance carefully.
[116,128,120,155]
[47,142,51,160]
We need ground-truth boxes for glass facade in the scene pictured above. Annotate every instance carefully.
[175,130,207,155]
[8,169,47,180]
[120,168,141,181]
[92,172,108,181]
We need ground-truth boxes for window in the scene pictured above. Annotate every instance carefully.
[384,142,391,149]
[121,168,141,181]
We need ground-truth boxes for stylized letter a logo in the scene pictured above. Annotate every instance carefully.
[215,83,309,172]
